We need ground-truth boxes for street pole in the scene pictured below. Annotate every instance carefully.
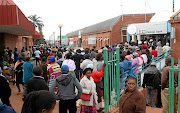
[58,24,63,47]
[60,27,61,46]
[53,32,55,46]
[173,0,174,12]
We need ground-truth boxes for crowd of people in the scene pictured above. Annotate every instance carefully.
[0,38,176,113]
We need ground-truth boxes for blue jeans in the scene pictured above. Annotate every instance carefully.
[146,86,157,107]
[75,69,83,80]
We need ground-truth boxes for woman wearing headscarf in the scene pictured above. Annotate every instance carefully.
[156,41,164,56]
[80,66,98,113]
[132,52,139,75]
[62,53,76,77]
[119,76,146,113]
[81,63,105,112]
[14,55,24,94]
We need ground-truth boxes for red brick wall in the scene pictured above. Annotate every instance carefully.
[4,34,34,53]
[4,33,18,51]
[111,14,153,45]
[69,14,154,50]
[170,21,180,63]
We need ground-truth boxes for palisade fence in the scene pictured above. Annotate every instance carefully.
[169,58,180,113]
[103,47,171,113]
[103,47,120,113]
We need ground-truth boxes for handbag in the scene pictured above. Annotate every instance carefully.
[80,93,91,101]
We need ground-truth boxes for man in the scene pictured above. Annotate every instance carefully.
[34,48,41,66]
[57,53,64,68]
[50,65,82,113]
[90,49,97,60]
[72,49,84,80]
[161,57,178,113]
[47,57,62,88]
[27,66,49,94]
[142,62,161,107]
[22,57,33,100]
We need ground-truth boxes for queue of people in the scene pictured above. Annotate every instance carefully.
[0,39,175,113]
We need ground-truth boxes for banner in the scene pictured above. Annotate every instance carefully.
[88,37,96,45]
[57,36,68,45]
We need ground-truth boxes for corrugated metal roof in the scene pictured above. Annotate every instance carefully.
[0,0,16,5]
[66,13,155,37]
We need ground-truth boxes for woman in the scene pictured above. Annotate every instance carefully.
[119,76,146,113]
[62,53,76,77]
[41,57,48,83]
[132,52,139,75]
[80,67,98,113]
[21,91,56,113]
[151,46,157,58]
[14,55,24,94]
[156,42,164,56]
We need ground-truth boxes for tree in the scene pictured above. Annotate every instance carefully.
[28,14,44,33]
[28,14,46,44]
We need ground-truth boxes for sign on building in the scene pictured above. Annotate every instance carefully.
[171,27,176,38]
[78,31,81,38]
[57,36,68,45]
[127,22,168,35]
[88,37,96,45]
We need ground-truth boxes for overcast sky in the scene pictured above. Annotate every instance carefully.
[13,0,180,40]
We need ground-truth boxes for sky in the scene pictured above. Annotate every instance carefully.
[13,0,180,40]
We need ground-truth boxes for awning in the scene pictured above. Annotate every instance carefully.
[127,22,168,35]
[33,31,42,39]
[0,0,35,36]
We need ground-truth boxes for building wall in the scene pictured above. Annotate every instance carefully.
[111,14,153,45]
[69,14,154,50]
[4,34,34,54]
[170,21,180,64]
[82,32,111,49]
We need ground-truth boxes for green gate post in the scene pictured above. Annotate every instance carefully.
[116,46,120,106]
[178,59,180,113]
[169,58,175,113]
[104,47,109,113]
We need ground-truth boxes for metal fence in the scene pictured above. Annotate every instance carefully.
[103,47,172,113]
[169,58,180,113]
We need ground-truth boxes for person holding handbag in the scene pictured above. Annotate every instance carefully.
[80,67,98,113]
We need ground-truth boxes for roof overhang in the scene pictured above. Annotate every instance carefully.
[127,22,168,35]
[0,0,35,36]
[33,31,42,39]
[0,25,34,36]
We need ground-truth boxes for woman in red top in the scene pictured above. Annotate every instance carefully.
[151,46,157,57]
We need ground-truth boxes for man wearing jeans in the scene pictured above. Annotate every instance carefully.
[22,57,33,100]
[142,62,161,107]
[50,65,82,113]
[161,57,178,113]
[34,48,41,66]
[72,49,84,81]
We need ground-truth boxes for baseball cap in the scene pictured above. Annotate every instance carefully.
[61,65,69,73]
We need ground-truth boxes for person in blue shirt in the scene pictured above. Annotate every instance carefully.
[22,57,33,101]
[119,56,133,90]
[14,48,19,63]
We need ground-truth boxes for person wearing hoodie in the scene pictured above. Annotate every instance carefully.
[49,65,82,113]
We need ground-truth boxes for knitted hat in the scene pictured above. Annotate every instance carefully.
[50,57,55,63]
